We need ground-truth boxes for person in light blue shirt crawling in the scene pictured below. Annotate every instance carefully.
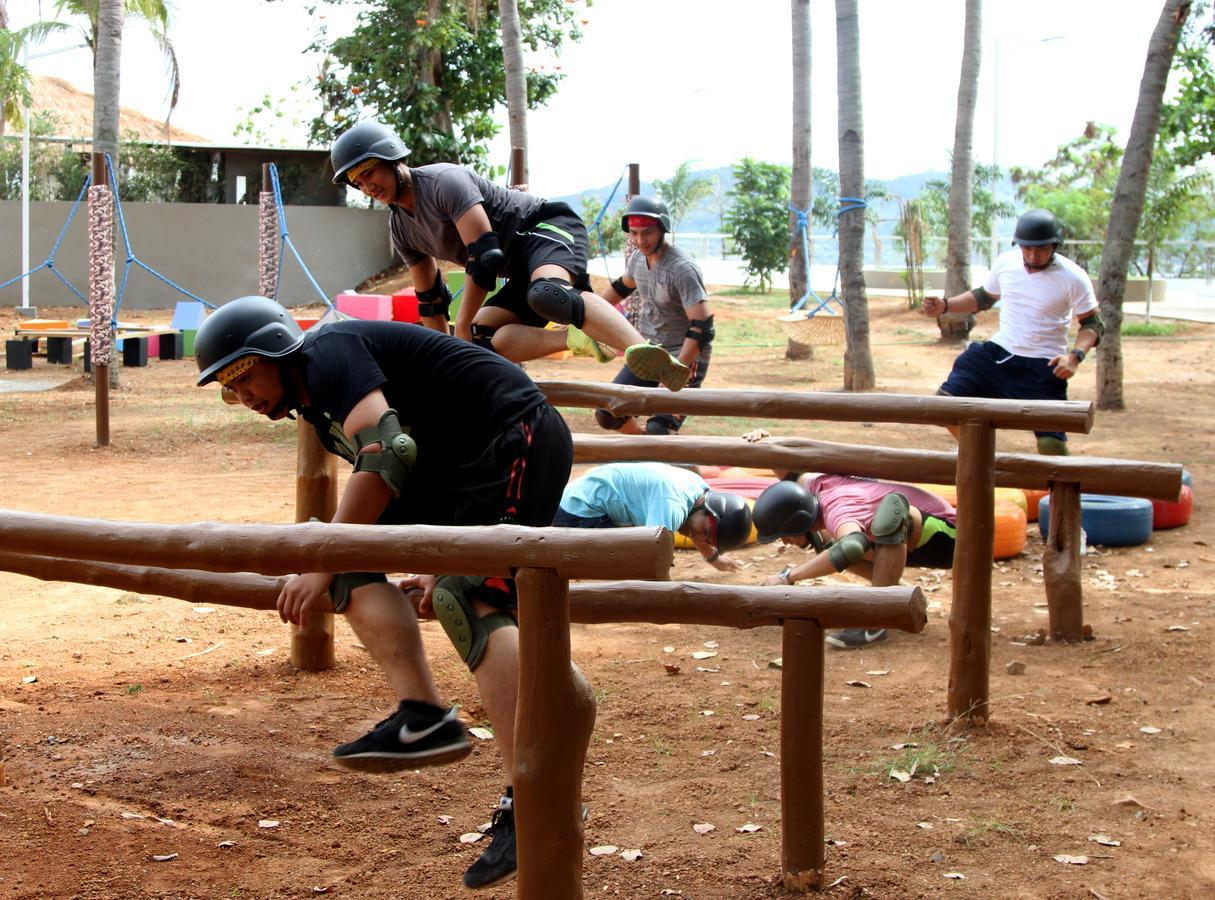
[553,462,753,571]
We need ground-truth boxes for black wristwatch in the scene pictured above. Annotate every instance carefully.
[1070,347,1086,363]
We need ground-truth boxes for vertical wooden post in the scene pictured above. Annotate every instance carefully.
[627,163,640,197]
[510,147,527,189]
[780,619,825,892]
[1044,481,1084,641]
[90,152,111,447]
[514,567,595,900]
[948,420,996,723]
[259,164,280,298]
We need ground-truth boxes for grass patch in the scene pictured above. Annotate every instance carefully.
[127,683,143,694]
[956,818,1022,847]
[1121,321,1181,337]
[873,725,966,782]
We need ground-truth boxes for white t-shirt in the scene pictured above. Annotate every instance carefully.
[985,249,1098,359]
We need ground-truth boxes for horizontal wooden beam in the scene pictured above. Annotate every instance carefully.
[0,553,925,632]
[0,513,671,582]
[541,381,1094,433]
[570,434,1182,501]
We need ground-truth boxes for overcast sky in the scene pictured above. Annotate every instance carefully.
[11,0,1172,196]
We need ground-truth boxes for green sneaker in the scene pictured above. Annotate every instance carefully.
[565,326,617,363]
[624,343,691,392]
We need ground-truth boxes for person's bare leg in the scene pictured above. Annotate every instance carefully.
[491,322,569,361]
[343,582,444,705]
[578,291,645,352]
[617,416,645,435]
[870,542,908,587]
[468,600,520,779]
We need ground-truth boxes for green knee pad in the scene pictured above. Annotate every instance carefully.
[872,492,912,546]
[432,575,517,672]
[329,572,388,613]
[1037,436,1070,456]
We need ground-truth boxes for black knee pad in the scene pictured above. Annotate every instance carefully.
[527,277,586,328]
[644,416,678,435]
[470,323,499,353]
[595,408,628,431]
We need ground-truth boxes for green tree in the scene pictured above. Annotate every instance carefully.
[652,160,713,235]
[1136,147,1212,316]
[1159,5,1214,166]
[1010,122,1124,272]
[306,0,582,174]
[919,163,1015,260]
[0,17,70,136]
[723,157,790,293]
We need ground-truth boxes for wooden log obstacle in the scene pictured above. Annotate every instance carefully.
[0,513,924,896]
[538,381,1181,724]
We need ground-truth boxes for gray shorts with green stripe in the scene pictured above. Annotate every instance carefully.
[488,203,592,328]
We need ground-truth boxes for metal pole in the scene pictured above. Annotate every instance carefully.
[21,44,30,311]
[91,152,110,447]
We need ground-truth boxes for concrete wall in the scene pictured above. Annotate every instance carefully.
[0,201,393,311]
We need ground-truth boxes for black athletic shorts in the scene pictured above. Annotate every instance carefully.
[486,202,592,327]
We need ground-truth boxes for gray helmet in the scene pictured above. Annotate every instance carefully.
[753,480,821,544]
[330,121,409,185]
[703,491,753,552]
[1011,208,1062,247]
[621,195,672,234]
[195,296,304,386]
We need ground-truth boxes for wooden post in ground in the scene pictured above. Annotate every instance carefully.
[88,152,111,447]
[1044,481,1084,641]
[780,619,825,891]
[948,420,996,723]
[627,163,640,197]
[280,155,338,671]
[510,147,527,189]
[514,566,594,900]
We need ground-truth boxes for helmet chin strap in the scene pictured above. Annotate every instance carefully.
[272,361,302,420]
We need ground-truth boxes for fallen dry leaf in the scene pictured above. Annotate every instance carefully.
[691,651,717,660]
[736,823,762,833]
[459,832,484,844]
[1053,854,1089,865]
[703,641,719,649]
[846,680,871,688]
[620,848,643,861]
[662,646,675,653]
[589,845,618,856]
[1084,695,1113,706]
[943,872,965,879]
[866,669,890,676]
[1088,834,1121,847]
[692,822,715,835]
[150,853,178,863]
[257,819,280,829]
[663,663,681,675]
[469,727,494,740]
[1139,726,1163,735]
[1049,756,1083,766]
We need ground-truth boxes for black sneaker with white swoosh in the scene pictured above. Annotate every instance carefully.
[825,627,888,650]
[333,701,471,773]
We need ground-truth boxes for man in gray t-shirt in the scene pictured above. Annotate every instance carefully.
[329,122,690,392]
[599,196,716,434]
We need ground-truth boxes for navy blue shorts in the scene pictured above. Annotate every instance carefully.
[486,203,592,328]
[939,341,1068,441]
[595,355,710,434]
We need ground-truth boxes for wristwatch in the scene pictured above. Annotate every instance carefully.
[778,565,795,585]
[1070,347,1086,363]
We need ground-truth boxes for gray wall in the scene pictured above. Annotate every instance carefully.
[0,201,393,310]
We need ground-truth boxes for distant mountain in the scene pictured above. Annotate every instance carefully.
[552,165,1008,236]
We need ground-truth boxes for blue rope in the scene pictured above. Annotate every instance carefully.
[270,163,334,308]
[589,167,627,277]
[0,174,92,303]
[788,196,867,315]
[105,154,216,317]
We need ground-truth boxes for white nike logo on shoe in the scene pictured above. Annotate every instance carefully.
[397,707,457,745]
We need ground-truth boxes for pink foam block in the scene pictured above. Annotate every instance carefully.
[335,293,393,321]
[146,334,160,357]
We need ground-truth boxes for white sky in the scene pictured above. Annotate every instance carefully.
[10,0,1172,197]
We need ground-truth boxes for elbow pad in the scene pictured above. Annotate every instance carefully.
[610,277,635,298]
[972,286,997,310]
[827,531,871,572]
[1077,310,1104,346]
[352,409,418,497]
[466,231,505,291]
[686,315,715,349]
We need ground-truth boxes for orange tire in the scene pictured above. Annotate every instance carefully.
[1022,488,1048,522]
[993,499,1028,560]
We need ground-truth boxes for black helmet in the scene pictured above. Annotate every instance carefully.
[621,195,672,234]
[1011,208,1062,247]
[195,296,304,386]
[703,491,753,552]
[330,121,409,185]
[753,481,821,544]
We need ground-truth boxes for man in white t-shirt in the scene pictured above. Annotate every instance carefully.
[922,208,1104,455]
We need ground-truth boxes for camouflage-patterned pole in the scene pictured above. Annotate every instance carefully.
[258,163,279,297]
[88,153,113,446]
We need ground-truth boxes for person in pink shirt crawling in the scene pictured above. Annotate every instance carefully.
[753,474,957,649]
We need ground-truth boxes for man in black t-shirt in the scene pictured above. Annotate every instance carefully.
[195,296,572,891]
[328,121,691,392]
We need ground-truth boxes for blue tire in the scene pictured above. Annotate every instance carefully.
[1038,494,1154,547]
[1182,468,1193,488]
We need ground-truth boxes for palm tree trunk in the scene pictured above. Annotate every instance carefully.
[941,0,982,341]
[835,0,874,390]
[92,0,123,171]
[787,0,812,361]
[499,0,527,182]
[1096,0,1190,410]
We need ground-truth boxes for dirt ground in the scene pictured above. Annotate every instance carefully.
[0,294,1211,900]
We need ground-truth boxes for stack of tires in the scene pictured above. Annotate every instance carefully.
[1037,469,1194,547]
